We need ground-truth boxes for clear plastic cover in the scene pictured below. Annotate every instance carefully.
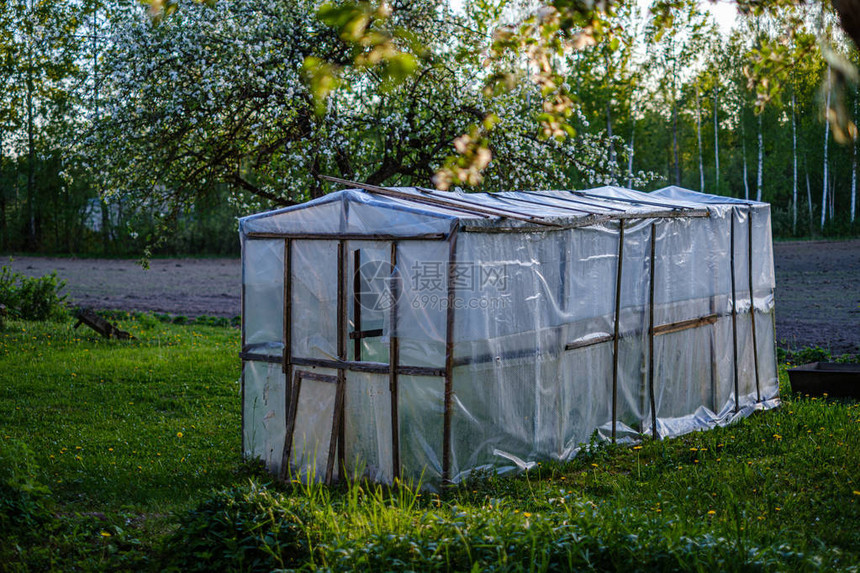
[240,187,779,486]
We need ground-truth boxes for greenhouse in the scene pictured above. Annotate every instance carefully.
[238,179,779,486]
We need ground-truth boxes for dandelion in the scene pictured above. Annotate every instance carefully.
[177,432,183,438]
[100,531,112,537]
[523,512,532,517]
[853,491,860,496]
[633,445,642,450]
[707,510,716,515]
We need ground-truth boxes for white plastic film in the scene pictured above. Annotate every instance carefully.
[398,376,444,486]
[343,371,394,483]
[243,239,284,349]
[242,361,286,475]
[291,241,338,360]
[290,374,337,482]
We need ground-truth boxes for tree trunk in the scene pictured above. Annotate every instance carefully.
[627,118,635,189]
[696,85,704,192]
[0,128,5,251]
[831,176,836,220]
[606,101,616,166]
[805,162,814,235]
[756,113,763,202]
[831,0,860,53]
[672,96,681,185]
[822,67,831,231]
[852,88,857,223]
[742,120,750,200]
[792,91,798,234]
[26,64,36,249]
[713,88,720,193]
[92,2,111,254]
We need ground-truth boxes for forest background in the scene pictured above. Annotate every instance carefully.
[2,0,859,257]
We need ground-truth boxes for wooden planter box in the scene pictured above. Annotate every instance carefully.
[787,362,860,399]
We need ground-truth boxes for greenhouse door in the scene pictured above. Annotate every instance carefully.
[283,239,397,484]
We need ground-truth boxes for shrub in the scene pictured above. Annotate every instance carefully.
[0,263,68,321]
[0,441,52,537]
[162,481,311,572]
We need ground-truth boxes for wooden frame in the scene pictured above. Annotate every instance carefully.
[611,220,625,443]
[280,369,339,483]
[389,241,401,481]
[241,191,763,486]
[730,207,740,413]
[747,208,762,402]
[442,223,460,486]
[647,223,658,439]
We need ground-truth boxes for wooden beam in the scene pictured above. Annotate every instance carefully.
[246,232,447,241]
[653,314,719,336]
[611,220,625,443]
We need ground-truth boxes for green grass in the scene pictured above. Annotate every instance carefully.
[1,315,859,571]
[0,316,242,518]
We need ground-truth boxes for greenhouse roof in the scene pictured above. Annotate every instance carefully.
[652,186,768,206]
[240,179,717,239]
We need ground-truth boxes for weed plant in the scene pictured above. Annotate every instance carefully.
[0,263,68,321]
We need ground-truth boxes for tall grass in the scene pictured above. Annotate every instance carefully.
[1,315,858,571]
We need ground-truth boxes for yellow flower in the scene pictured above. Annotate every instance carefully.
[100,531,111,537]
[707,510,716,515]
[523,512,532,517]
[853,491,860,496]
[177,432,183,438]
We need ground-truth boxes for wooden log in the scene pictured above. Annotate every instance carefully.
[73,308,134,340]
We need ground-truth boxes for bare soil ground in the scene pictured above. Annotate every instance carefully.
[772,239,859,355]
[6,256,241,318]
[6,239,859,354]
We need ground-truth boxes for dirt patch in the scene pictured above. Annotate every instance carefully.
[772,239,859,355]
[6,256,241,318]
[5,239,859,354]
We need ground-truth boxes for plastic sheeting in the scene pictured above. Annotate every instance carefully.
[239,185,779,485]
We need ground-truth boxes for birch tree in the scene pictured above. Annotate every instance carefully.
[822,66,832,230]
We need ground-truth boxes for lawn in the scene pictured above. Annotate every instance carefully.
[1,315,858,571]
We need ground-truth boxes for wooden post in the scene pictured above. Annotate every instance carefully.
[335,240,347,481]
[326,374,346,485]
[279,238,293,480]
[353,248,362,361]
[240,241,247,461]
[648,223,658,439]
[747,207,761,402]
[281,370,303,480]
[389,241,401,481]
[611,220,625,443]
[730,208,740,413]
[442,223,460,486]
